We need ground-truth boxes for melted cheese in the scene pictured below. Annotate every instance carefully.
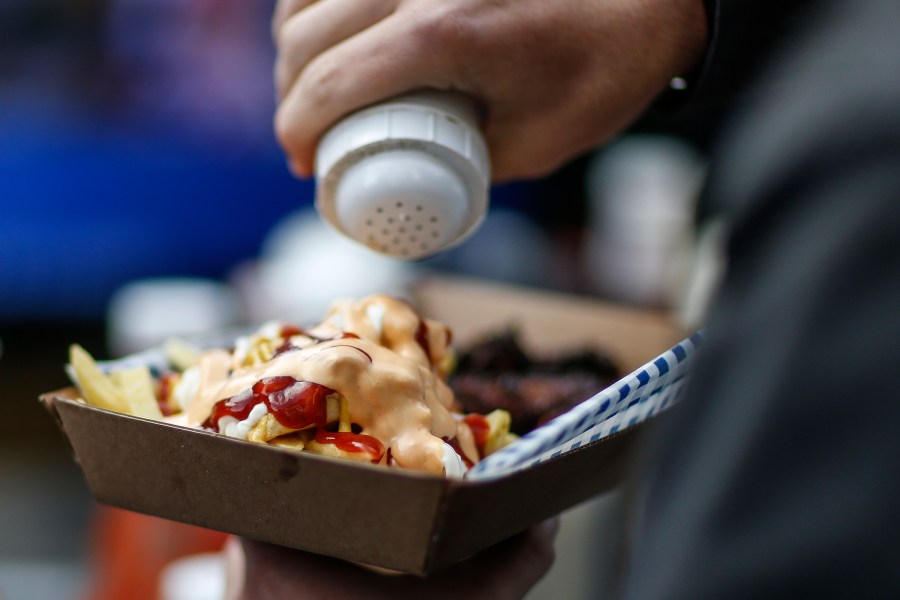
[186,295,460,475]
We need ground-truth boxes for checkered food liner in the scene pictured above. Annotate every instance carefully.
[466,333,702,480]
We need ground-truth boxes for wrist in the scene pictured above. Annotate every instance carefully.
[654,0,717,110]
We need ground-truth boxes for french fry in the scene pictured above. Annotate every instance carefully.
[248,413,298,443]
[245,394,343,442]
[247,339,274,367]
[483,409,516,456]
[305,437,379,463]
[68,344,128,413]
[268,429,314,451]
[110,367,164,420]
[338,396,351,433]
[438,349,456,379]
[163,338,201,372]
[234,334,277,369]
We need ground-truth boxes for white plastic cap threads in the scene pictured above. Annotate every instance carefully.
[315,91,491,260]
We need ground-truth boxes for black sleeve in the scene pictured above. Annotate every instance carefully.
[622,0,900,597]
[659,0,814,120]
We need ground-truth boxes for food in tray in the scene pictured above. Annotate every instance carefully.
[68,295,516,477]
[451,328,621,435]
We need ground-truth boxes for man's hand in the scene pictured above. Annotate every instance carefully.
[272,0,707,181]
[224,519,559,599]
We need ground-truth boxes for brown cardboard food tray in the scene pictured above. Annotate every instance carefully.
[40,275,683,575]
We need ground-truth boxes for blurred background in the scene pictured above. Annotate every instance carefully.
[0,1,715,598]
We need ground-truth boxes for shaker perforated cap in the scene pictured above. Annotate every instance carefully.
[315,91,490,260]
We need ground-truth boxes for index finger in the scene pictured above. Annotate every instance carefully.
[275,12,461,176]
[272,0,318,42]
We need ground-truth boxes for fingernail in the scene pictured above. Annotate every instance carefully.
[286,157,311,179]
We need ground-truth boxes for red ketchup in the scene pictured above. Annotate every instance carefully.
[156,371,179,416]
[315,431,385,463]
[203,376,335,432]
[279,324,304,339]
[463,414,490,458]
[204,376,385,463]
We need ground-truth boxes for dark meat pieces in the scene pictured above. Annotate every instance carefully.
[450,329,619,435]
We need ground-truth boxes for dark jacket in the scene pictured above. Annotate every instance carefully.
[624,0,900,597]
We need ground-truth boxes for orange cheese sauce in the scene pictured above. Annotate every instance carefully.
[183,295,473,474]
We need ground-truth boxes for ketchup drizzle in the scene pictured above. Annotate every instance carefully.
[279,324,304,339]
[315,431,385,463]
[203,376,335,432]
[463,414,490,458]
[156,371,178,416]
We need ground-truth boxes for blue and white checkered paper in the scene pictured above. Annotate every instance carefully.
[467,333,702,481]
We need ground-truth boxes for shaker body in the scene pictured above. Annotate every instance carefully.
[315,91,490,260]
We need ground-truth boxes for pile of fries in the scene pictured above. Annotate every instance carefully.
[67,296,516,475]
[69,344,164,420]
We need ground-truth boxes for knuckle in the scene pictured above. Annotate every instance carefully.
[274,61,290,99]
[407,7,476,59]
[298,57,340,109]
[301,57,335,92]
[274,15,301,53]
